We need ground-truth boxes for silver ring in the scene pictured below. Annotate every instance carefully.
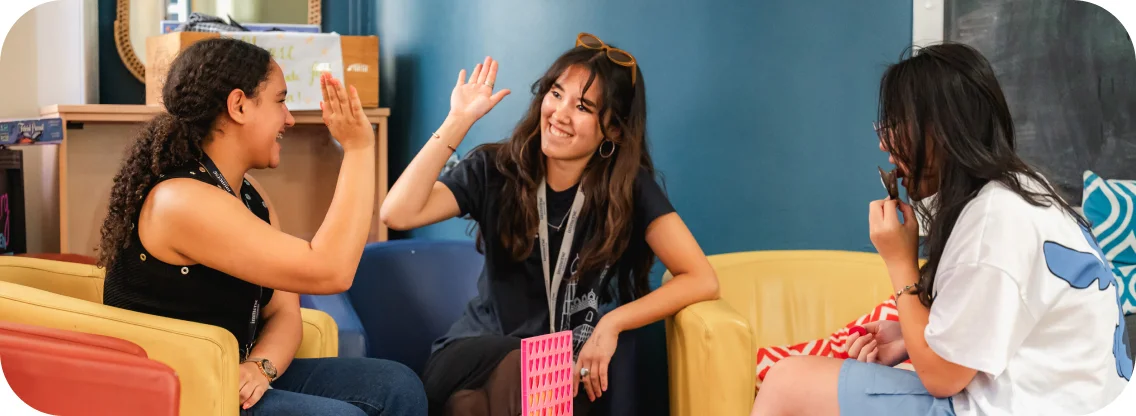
[484,81,494,87]
[580,367,590,378]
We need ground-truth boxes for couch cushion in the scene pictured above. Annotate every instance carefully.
[0,322,180,416]
[1082,171,1136,315]
[0,320,146,357]
[693,250,895,347]
[0,255,105,303]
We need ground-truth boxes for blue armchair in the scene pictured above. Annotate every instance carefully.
[300,239,482,370]
[301,239,642,415]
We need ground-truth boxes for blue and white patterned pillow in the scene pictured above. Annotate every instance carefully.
[1082,170,1136,315]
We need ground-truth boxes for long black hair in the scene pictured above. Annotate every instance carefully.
[877,42,1089,307]
[98,38,273,268]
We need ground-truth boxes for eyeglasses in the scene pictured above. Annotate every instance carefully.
[873,120,897,140]
[576,32,637,86]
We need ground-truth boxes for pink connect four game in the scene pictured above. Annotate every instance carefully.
[521,330,574,416]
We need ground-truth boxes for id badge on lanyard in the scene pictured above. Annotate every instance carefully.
[199,154,263,359]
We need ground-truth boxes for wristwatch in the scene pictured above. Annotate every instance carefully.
[244,357,278,382]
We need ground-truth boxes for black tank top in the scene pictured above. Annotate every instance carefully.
[103,156,275,360]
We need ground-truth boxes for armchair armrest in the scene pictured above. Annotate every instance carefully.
[297,307,340,358]
[666,299,755,416]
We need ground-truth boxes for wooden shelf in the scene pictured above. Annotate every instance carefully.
[40,104,390,125]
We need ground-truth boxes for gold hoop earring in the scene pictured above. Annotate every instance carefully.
[599,139,616,158]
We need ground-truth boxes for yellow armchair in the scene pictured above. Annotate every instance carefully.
[0,255,339,416]
[664,250,895,416]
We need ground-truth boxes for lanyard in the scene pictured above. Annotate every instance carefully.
[537,177,586,333]
[199,154,263,359]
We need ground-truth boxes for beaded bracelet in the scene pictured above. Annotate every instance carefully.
[895,283,920,298]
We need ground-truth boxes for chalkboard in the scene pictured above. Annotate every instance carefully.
[945,0,1135,204]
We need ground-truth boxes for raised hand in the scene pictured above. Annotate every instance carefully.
[320,72,374,151]
[450,56,511,122]
[869,198,920,271]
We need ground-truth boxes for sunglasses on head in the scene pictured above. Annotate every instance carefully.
[576,32,637,86]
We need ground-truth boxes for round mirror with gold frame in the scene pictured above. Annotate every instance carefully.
[114,0,322,82]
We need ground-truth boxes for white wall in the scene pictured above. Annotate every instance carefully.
[0,0,97,253]
[913,0,945,46]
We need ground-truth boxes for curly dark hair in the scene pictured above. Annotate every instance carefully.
[97,38,272,269]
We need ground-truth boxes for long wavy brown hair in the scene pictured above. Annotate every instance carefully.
[473,44,654,303]
[97,38,272,269]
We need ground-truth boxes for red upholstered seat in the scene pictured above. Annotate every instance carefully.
[0,321,180,416]
[15,253,98,265]
[0,320,147,357]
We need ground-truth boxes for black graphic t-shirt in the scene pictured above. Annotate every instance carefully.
[434,147,675,357]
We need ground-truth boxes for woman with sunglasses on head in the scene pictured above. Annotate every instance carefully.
[750,42,1132,416]
[381,33,720,416]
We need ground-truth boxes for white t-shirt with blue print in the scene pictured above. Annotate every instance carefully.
[924,174,1132,416]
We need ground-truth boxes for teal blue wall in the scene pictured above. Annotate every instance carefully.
[98,0,145,104]
[376,0,912,258]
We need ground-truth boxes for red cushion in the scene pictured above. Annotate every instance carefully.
[15,253,98,265]
[0,323,179,416]
[0,320,146,358]
[755,295,913,390]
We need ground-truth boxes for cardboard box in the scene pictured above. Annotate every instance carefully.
[145,32,379,108]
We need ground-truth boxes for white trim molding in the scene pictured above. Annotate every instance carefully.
[913,0,945,47]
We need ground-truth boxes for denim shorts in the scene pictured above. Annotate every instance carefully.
[838,359,956,416]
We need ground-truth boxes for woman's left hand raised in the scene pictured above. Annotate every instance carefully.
[573,320,620,402]
[869,198,920,273]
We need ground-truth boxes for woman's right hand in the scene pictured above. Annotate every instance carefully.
[320,72,374,151]
[450,56,511,122]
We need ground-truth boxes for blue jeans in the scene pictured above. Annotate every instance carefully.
[242,357,427,416]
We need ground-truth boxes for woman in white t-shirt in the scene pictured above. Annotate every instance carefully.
[751,42,1132,416]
